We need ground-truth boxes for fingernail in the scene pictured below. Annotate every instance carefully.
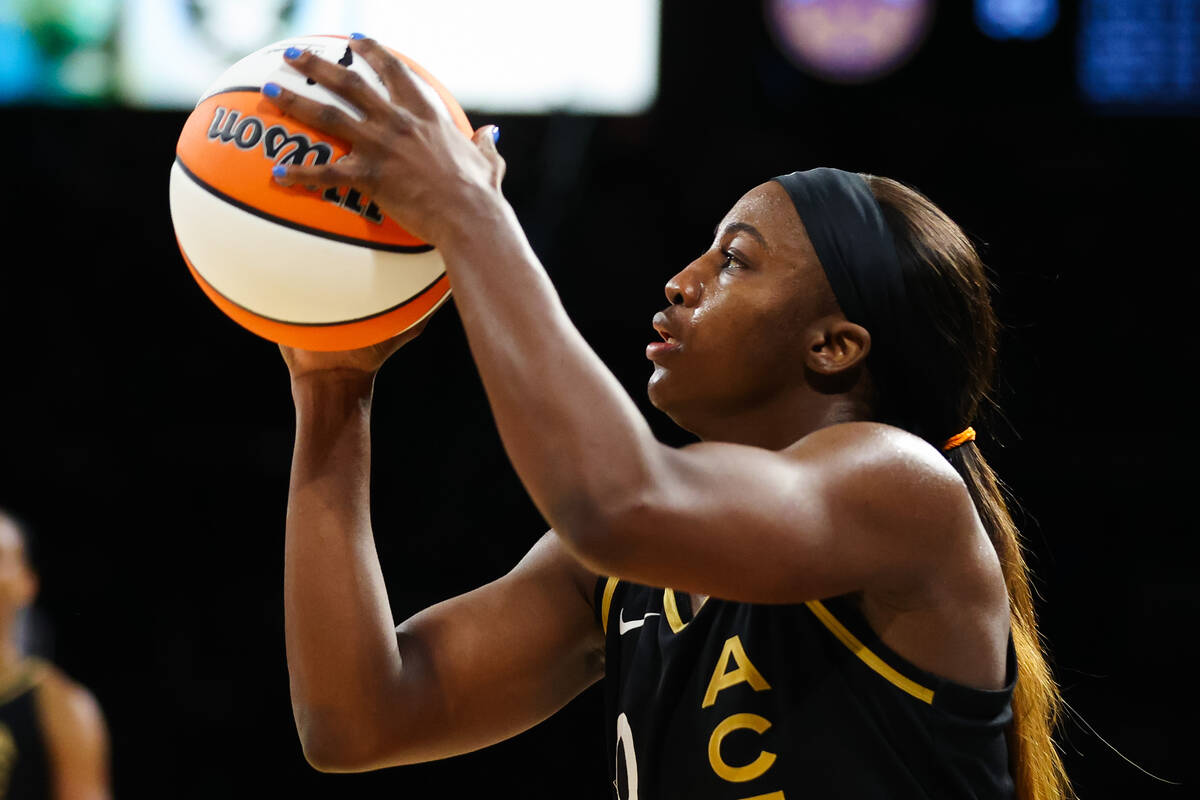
[262,82,281,98]
[272,165,287,179]
[349,32,365,40]
[491,126,501,143]
[284,46,302,60]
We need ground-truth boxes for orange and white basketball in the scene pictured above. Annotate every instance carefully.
[168,34,472,351]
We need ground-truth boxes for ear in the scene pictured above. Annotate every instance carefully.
[805,317,871,376]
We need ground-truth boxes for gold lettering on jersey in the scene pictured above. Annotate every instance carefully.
[701,635,771,708]
[737,793,786,800]
[707,712,776,783]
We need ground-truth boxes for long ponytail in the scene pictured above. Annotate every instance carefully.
[865,176,1076,800]
[950,443,1074,800]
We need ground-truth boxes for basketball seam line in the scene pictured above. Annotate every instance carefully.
[172,156,436,254]
[177,238,451,328]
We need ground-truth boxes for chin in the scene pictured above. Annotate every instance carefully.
[647,367,671,412]
[647,373,703,436]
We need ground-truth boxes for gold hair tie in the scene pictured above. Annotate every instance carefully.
[942,427,976,451]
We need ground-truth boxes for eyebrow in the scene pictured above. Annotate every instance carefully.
[714,220,770,251]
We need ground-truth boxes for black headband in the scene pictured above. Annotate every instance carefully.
[771,168,921,429]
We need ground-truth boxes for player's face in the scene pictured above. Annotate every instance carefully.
[0,518,35,616]
[647,181,836,437]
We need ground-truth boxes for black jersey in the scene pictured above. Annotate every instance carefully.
[594,578,1016,800]
[0,660,50,800]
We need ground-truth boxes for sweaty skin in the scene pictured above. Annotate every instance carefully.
[270,38,1010,772]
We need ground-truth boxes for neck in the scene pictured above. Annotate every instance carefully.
[684,388,871,450]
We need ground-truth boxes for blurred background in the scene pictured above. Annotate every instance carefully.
[1,0,1197,796]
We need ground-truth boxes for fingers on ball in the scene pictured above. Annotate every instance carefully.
[274,163,336,188]
[274,161,372,194]
[285,47,390,120]
[268,87,360,142]
[326,68,392,119]
[351,38,434,116]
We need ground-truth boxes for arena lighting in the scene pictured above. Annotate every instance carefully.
[764,0,935,84]
[0,15,38,102]
[975,0,1057,40]
[118,0,660,113]
[0,0,120,102]
[1079,0,1200,111]
[2,0,661,113]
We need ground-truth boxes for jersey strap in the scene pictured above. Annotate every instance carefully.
[594,576,620,634]
[811,594,1018,718]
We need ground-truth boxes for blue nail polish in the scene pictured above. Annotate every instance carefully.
[349,32,365,40]
[491,126,500,144]
[272,165,287,179]
[284,46,302,59]
[262,82,281,98]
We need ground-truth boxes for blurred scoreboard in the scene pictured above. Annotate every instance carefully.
[975,0,1058,40]
[1080,0,1200,110]
[6,0,1200,115]
[0,0,660,114]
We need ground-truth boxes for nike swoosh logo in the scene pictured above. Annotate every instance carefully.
[618,609,660,635]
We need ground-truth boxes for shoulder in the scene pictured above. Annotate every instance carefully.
[789,421,968,498]
[32,664,111,797]
[788,422,980,557]
[34,664,108,750]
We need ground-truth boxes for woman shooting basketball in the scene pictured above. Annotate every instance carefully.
[267,38,1073,799]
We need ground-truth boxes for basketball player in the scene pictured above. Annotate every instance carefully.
[267,39,1073,798]
[0,512,110,800]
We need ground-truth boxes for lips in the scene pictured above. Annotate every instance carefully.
[652,311,680,344]
[648,310,682,361]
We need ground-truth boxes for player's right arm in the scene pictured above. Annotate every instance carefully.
[283,335,604,773]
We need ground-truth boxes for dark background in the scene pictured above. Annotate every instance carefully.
[1,2,1196,797]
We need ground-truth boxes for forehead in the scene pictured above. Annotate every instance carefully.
[719,182,823,271]
[722,180,791,222]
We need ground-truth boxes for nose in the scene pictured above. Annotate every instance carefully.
[664,257,705,307]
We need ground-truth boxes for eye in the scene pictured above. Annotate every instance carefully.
[720,250,743,270]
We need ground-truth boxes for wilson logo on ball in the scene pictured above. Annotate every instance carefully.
[207,106,332,165]
[206,106,384,223]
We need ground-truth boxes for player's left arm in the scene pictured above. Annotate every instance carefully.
[264,40,978,604]
[36,667,111,800]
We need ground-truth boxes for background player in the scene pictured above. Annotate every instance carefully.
[0,512,110,800]
[272,39,1072,798]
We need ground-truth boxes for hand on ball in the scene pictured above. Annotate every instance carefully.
[280,318,430,382]
[262,37,505,247]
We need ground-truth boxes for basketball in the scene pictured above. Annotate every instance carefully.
[168,34,473,351]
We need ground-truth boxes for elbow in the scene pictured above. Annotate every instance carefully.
[553,484,662,574]
[550,444,679,573]
[549,443,672,568]
[302,745,356,774]
[299,737,363,774]
[296,721,364,774]
[294,707,393,774]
